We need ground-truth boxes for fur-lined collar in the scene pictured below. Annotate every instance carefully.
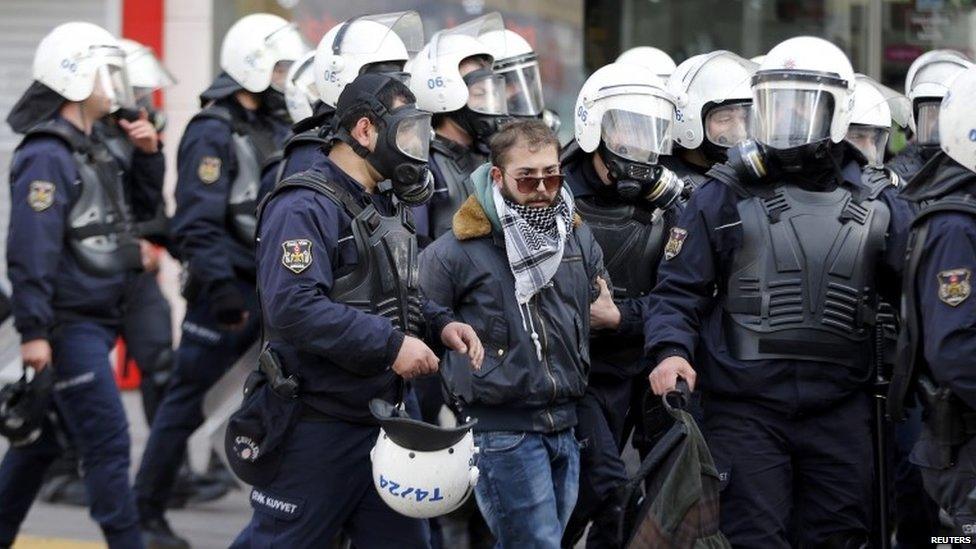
[451,195,583,241]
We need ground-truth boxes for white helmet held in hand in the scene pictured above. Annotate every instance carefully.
[937,65,976,172]
[846,75,892,168]
[33,22,134,109]
[668,51,757,150]
[220,13,308,93]
[904,49,972,143]
[480,29,544,117]
[616,46,676,79]
[314,11,423,108]
[369,400,479,519]
[409,13,504,114]
[120,38,175,100]
[284,51,318,123]
[752,36,856,148]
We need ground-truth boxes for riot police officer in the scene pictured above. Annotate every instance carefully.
[663,51,757,193]
[645,37,914,546]
[0,22,162,549]
[888,65,976,540]
[229,72,481,548]
[888,50,972,181]
[560,62,685,548]
[410,12,511,240]
[133,13,306,546]
[260,11,425,200]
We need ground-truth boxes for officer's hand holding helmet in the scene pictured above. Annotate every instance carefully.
[734,36,856,175]
[616,46,677,79]
[410,13,511,150]
[846,75,894,169]
[220,13,308,119]
[119,38,175,130]
[575,62,683,209]
[904,49,973,150]
[668,51,757,163]
[933,65,976,174]
[283,51,319,123]
[314,11,424,109]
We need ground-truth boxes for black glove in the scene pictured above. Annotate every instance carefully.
[208,280,246,326]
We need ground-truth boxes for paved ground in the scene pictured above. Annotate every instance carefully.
[1,391,252,549]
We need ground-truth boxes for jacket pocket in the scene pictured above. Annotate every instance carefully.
[475,316,509,380]
[476,431,527,453]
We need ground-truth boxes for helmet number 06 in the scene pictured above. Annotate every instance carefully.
[427,77,445,89]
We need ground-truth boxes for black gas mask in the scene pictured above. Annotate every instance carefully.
[261,88,290,123]
[453,68,512,152]
[727,138,843,185]
[598,144,683,209]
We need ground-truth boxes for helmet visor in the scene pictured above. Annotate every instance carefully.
[285,55,318,122]
[466,73,508,115]
[705,102,752,148]
[845,124,889,168]
[915,101,940,146]
[125,47,176,98]
[394,112,433,161]
[498,58,544,116]
[95,63,136,113]
[754,88,834,149]
[601,108,673,163]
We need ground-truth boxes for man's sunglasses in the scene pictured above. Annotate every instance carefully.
[501,170,565,193]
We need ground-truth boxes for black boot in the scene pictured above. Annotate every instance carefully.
[141,516,190,549]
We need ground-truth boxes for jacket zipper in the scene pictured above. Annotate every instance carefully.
[532,294,556,431]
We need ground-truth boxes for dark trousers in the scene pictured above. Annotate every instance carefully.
[134,280,259,520]
[704,393,873,548]
[916,432,976,541]
[230,419,431,548]
[122,271,174,425]
[0,321,142,548]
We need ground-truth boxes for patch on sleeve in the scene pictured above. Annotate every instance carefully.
[281,239,313,274]
[197,156,222,184]
[27,181,55,212]
[938,268,971,307]
[663,227,688,261]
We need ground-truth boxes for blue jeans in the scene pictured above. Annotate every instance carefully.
[473,429,580,549]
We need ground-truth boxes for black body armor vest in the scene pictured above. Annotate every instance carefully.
[193,105,279,245]
[258,171,424,336]
[429,136,484,239]
[273,128,331,186]
[23,120,141,276]
[718,175,891,368]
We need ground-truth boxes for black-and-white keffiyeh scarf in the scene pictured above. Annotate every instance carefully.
[493,185,576,360]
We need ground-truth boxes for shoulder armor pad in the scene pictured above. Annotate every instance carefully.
[706,163,756,199]
[22,119,86,153]
[859,167,894,200]
[914,194,976,228]
[190,105,233,127]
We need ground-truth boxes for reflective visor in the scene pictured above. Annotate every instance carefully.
[754,88,834,149]
[394,111,433,161]
[96,64,136,113]
[704,102,752,148]
[125,45,176,98]
[466,72,508,115]
[915,101,940,146]
[845,124,889,168]
[497,57,544,116]
[601,108,673,163]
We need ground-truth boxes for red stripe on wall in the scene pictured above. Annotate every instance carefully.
[122,0,165,107]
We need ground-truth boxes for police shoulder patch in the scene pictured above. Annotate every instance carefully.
[938,268,971,307]
[664,227,688,261]
[198,156,222,184]
[27,180,55,212]
[281,239,313,274]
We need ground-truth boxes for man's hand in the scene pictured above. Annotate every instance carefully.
[119,109,160,154]
[649,355,697,395]
[590,277,621,330]
[392,335,439,380]
[21,339,52,372]
[440,322,484,370]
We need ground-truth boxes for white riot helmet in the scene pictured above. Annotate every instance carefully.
[220,13,308,93]
[575,62,683,208]
[937,65,976,172]
[480,29,544,117]
[846,76,892,168]
[33,22,134,110]
[284,51,319,123]
[410,13,509,146]
[616,47,676,79]
[119,39,175,101]
[904,49,972,145]
[369,400,479,519]
[752,36,856,151]
[314,11,423,108]
[668,51,757,158]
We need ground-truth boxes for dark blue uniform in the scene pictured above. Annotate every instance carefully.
[231,157,452,548]
[134,95,289,523]
[644,160,913,547]
[0,116,163,548]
